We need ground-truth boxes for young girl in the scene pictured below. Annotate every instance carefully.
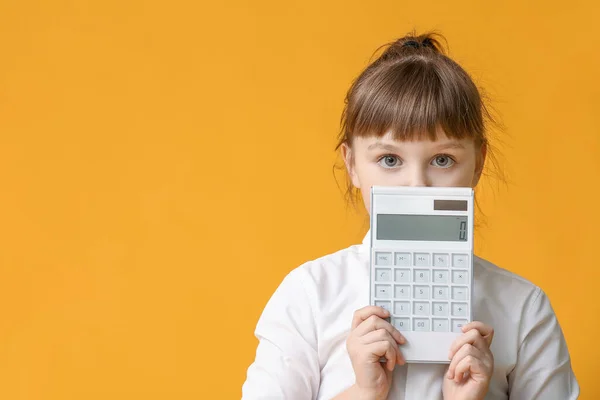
[241,32,579,400]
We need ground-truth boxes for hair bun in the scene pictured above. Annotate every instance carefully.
[400,35,439,51]
[421,37,434,48]
[400,36,437,50]
[372,32,445,63]
[388,32,445,55]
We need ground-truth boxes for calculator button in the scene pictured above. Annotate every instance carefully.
[394,285,410,299]
[414,318,430,331]
[394,268,410,283]
[394,301,410,315]
[452,319,469,332]
[452,286,468,301]
[376,252,393,266]
[394,252,411,266]
[433,302,449,316]
[414,269,430,283]
[433,270,449,283]
[433,254,449,267]
[452,254,469,268]
[433,318,449,332]
[452,270,468,284]
[414,253,431,266]
[414,302,430,315]
[414,285,430,299]
[375,301,392,314]
[393,317,410,331]
[375,284,392,299]
[433,286,449,300]
[452,303,468,317]
[375,268,392,282]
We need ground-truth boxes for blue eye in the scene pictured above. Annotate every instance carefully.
[378,155,401,168]
[431,155,455,168]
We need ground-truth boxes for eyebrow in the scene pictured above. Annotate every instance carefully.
[434,142,466,151]
[366,141,466,151]
[367,142,401,151]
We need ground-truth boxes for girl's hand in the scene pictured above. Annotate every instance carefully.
[442,321,494,400]
[345,306,406,400]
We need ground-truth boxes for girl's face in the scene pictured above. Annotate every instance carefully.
[342,129,486,214]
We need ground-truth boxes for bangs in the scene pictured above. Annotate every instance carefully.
[343,58,485,143]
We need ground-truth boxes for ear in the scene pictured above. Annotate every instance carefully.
[472,142,487,187]
[341,142,361,189]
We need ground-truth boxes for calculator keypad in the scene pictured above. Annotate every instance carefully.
[374,250,470,332]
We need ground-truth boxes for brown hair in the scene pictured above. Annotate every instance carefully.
[336,31,502,206]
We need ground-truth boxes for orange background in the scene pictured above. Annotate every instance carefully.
[0,0,597,399]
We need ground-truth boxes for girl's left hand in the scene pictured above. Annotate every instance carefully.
[442,321,494,400]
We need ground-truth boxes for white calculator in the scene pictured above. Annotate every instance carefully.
[369,186,474,363]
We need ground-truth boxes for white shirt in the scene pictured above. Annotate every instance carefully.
[242,232,579,399]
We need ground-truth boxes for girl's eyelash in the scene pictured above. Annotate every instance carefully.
[375,153,457,169]
[377,154,400,161]
[434,153,456,161]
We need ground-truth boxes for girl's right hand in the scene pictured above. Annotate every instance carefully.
[346,306,406,400]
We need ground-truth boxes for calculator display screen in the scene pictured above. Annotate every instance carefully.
[376,214,468,241]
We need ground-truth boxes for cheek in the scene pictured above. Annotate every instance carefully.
[441,171,471,185]
[360,187,372,215]
[448,162,477,186]
[428,163,475,187]
[353,167,373,212]
[355,161,393,186]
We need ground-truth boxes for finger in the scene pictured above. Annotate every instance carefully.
[355,316,405,344]
[354,314,406,345]
[366,340,399,371]
[447,343,483,380]
[360,328,395,345]
[448,329,487,359]
[461,321,494,347]
[351,306,390,330]
[453,354,487,383]
[360,329,406,366]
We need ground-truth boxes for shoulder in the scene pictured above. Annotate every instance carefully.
[260,242,369,328]
[473,255,545,317]
[474,255,539,289]
[297,243,367,278]
[254,246,362,329]
[282,243,368,298]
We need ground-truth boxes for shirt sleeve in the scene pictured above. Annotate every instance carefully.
[507,288,579,399]
[241,267,320,399]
